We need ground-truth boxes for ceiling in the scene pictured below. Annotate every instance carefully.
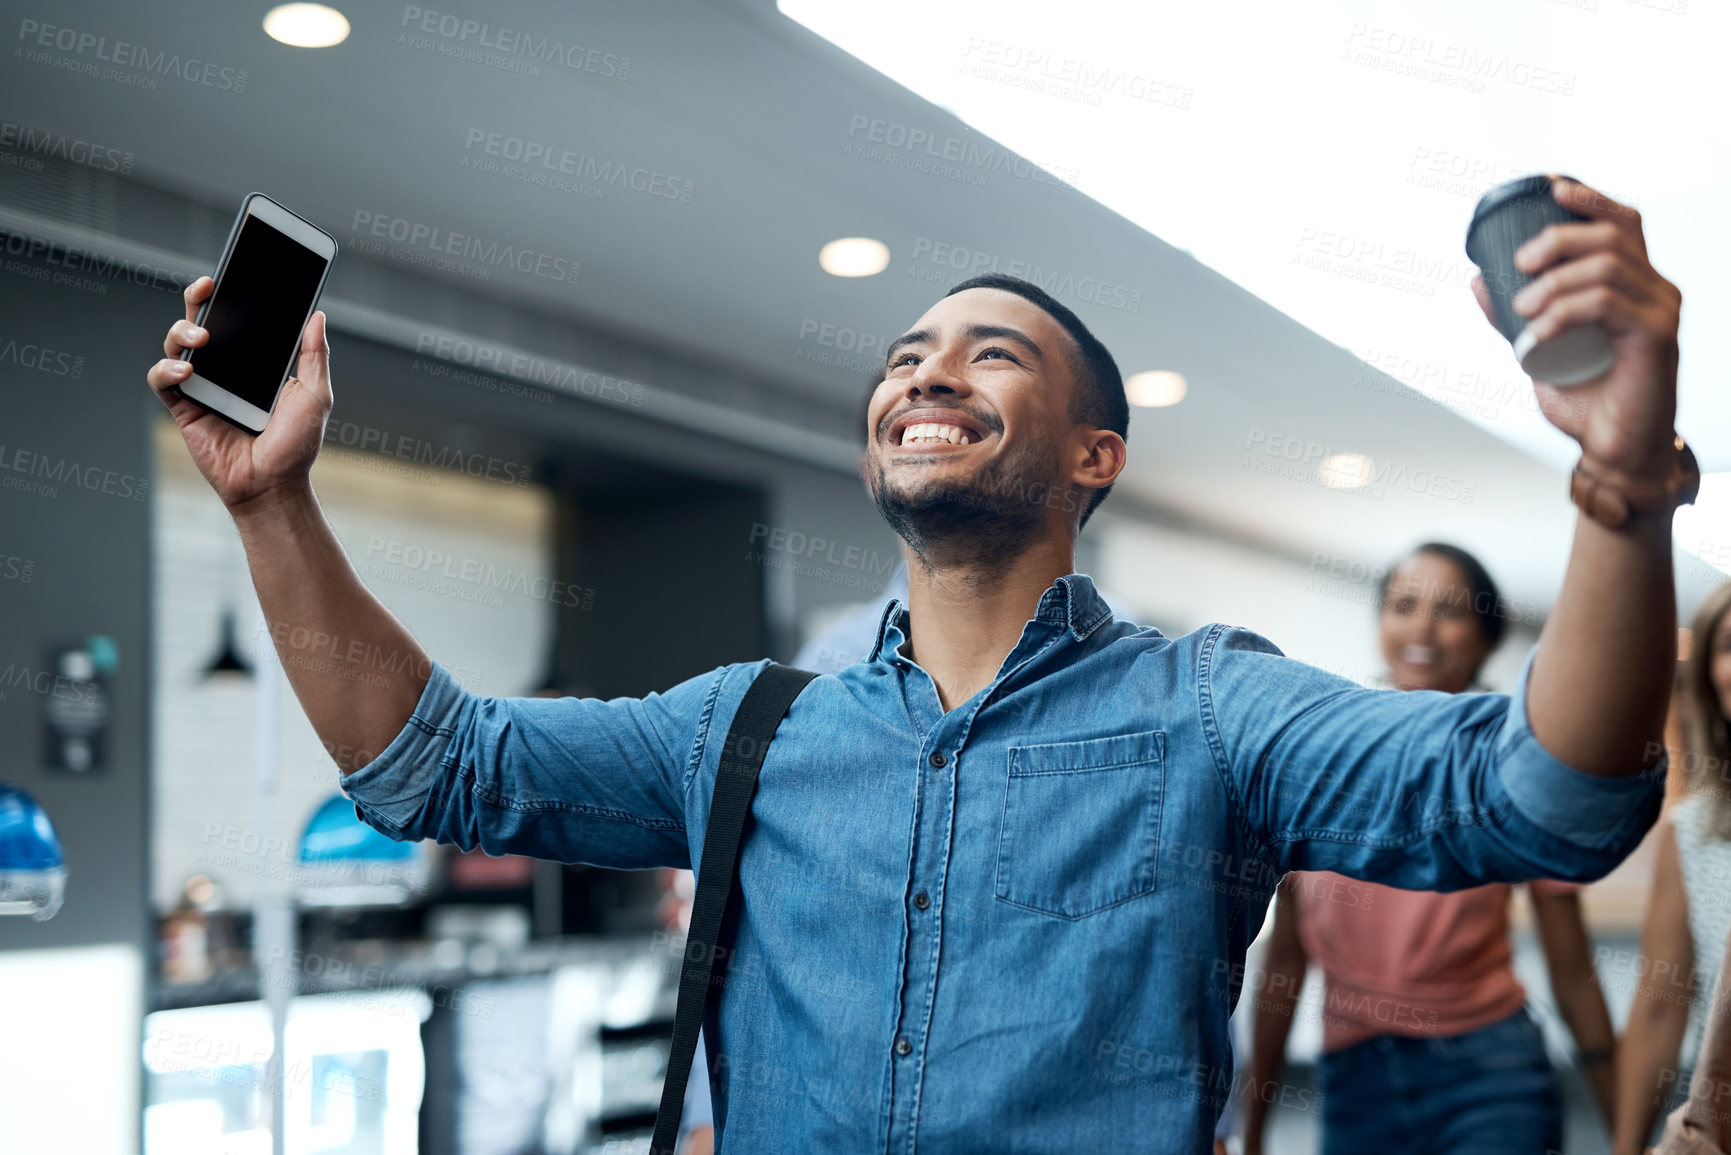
[2,0,1717,613]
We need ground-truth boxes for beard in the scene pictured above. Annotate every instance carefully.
[870,433,1059,575]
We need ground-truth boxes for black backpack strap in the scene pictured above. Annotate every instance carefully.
[649,662,817,1155]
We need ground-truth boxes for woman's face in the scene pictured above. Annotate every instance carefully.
[1711,610,1731,723]
[1378,553,1495,694]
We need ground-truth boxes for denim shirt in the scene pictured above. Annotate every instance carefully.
[343,574,1661,1153]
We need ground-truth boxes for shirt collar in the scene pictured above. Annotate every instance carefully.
[869,572,1114,662]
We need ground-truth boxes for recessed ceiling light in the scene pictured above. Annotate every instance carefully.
[819,237,890,277]
[1125,370,1187,408]
[1319,453,1375,489]
[264,3,350,47]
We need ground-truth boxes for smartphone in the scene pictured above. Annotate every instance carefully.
[176,192,337,433]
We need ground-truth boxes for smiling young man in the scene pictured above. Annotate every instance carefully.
[149,178,1689,1152]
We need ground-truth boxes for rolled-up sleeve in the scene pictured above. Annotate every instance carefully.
[1495,646,1665,849]
[1200,625,1663,891]
[340,660,732,870]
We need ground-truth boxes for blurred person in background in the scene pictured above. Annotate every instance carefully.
[1616,583,1731,1155]
[1654,917,1731,1153]
[1242,543,1617,1155]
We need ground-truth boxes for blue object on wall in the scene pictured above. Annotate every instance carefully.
[297,795,416,863]
[295,795,420,908]
[0,782,67,920]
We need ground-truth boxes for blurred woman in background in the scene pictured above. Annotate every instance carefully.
[1241,542,1617,1155]
[1615,583,1731,1155]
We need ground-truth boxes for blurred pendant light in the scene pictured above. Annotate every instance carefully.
[0,783,67,920]
[204,525,253,681]
[201,607,253,681]
[294,795,423,908]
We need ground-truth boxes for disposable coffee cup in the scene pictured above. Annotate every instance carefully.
[1465,173,1615,386]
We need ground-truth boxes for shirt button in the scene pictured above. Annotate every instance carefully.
[913,891,930,910]
[894,1037,912,1057]
[929,751,947,768]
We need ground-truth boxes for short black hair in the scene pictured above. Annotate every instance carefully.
[1375,541,1508,649]
[944,273,1129,528]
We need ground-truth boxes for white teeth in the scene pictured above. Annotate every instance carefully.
[902,422,973,446]
[1402,645,1440,666]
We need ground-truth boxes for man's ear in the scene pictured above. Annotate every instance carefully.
[1075,429,1127,492]
[1064,429,1126,531]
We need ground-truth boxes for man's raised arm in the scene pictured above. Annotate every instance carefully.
[1494,178,1687,778]
[147,277,429,772]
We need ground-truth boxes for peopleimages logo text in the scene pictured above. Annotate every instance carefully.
[400,6,630,78]
[16,19,249,92]
[0,338,83,378]
[350,211,581,285]
[0,120,133,174]
[845,117,1078,188]
[0,443,148,500]
[909,238,1141,313]
[462,129,694,202]
[321,422,532,487]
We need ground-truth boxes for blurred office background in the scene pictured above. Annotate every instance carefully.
[0,0,1726,1152]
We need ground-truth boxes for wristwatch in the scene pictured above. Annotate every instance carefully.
[1569,433,1700,529]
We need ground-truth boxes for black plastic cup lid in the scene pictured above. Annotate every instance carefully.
[1468,171,1584,227]
[1471,174,1553,220]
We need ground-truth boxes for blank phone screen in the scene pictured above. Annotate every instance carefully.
[192,213,329,411]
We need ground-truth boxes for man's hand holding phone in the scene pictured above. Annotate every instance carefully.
[148,275,333,512]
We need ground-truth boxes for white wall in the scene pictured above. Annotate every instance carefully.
[1094,515,1539,692]
[151,419,556,912]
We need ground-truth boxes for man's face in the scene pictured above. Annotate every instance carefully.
[865,289,1093,562]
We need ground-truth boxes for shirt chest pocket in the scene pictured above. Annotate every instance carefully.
[994,730,1166,921]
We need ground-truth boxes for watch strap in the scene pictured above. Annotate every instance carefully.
[1569,434,1699,528]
